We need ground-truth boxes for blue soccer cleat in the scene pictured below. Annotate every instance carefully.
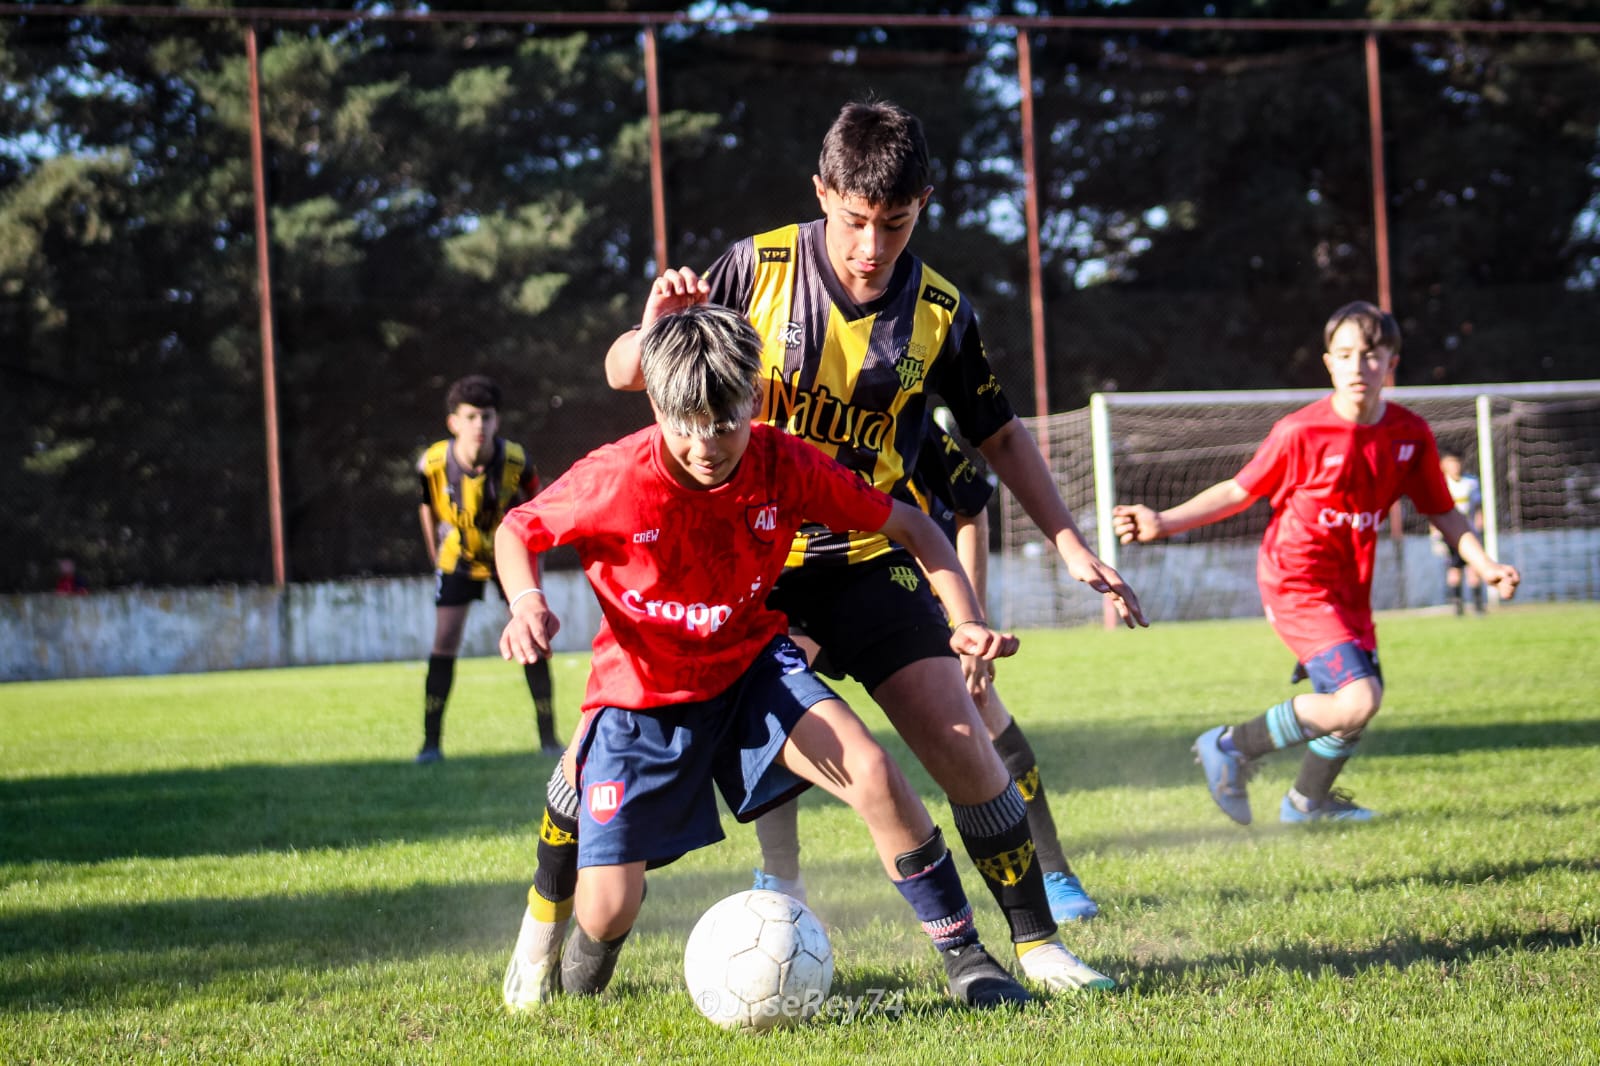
[1193,726,1254,825]
[1280,788,1375,823]
[1044,871,1100,922]
[751,867,808,905]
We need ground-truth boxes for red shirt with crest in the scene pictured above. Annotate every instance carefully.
[1234,397,1454,660]
[500,422,893,711]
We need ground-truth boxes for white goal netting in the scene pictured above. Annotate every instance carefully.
[996,382,1600,629]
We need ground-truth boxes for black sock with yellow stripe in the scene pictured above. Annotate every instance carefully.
[951,783,1056,945]
[532,763,579,916]
[993,721,1072,877]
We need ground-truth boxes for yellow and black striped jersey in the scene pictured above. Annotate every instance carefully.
[909,420,996,544]
[417,438,535,580]
[706,219,1014,567]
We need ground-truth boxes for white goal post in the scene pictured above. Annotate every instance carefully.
[996,380,1600,629]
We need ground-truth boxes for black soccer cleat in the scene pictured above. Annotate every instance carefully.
[940,941,1033,1009]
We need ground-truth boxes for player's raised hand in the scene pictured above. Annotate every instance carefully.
[1111,503,1163,545]
[642,266,710,327]
[1063,544,1148,628]
[949,620,1020,661]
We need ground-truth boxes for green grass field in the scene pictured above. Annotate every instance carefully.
[4,604,1599,1064]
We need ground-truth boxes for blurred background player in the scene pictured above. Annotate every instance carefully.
[754,414,1100,922]
[53,557,88,595]
[415,374,559,763]
[1432,450,1486,615]
[498,305,1031,1009]
[1113,301,1520,824]
[603,99,1140,993]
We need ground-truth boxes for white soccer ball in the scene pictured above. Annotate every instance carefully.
[683,889,833,1032]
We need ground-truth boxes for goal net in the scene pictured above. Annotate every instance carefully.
[996,381,1600,629]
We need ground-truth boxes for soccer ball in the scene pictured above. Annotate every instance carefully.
[683,889,833,1032]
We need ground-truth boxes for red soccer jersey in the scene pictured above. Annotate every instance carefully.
[499,422,893,711]
[1233,397,1454,661]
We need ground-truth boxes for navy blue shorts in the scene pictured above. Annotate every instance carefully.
[768,549,955,692]
[1290,641,1383,694]
[573,635,837,869]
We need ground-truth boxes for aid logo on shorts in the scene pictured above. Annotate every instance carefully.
[588,780,625,824]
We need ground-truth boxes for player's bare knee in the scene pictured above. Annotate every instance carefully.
[1332,678,1383,729]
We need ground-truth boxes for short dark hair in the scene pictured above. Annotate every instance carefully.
[446,374,501,414]
[1323,301,1401,355]
[817,100,930,206]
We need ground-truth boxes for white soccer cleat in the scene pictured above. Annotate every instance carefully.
[502,907,569,1011]
[1017,940,1117,992]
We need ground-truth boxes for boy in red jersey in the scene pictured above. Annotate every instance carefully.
[497,305,1032,1008]
[1112,301,1520,824]
[602,99,1133,994]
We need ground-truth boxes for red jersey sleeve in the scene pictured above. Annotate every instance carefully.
[1234,418,1295,501]
[1403,424,1455,515]
[499,462,588,556]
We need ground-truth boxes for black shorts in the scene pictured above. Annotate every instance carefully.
[767,549,955,693]
[434,570,500,608]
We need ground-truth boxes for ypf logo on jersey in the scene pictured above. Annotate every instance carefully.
[587,780,625,825]
[746,501,781,544]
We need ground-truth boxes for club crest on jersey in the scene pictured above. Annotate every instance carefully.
[1393,440,1418,463]
[746,501,780,543]
[588,780,625,824]
[895,349,927,391]
[888,565,921,592]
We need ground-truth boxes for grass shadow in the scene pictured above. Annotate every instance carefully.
[1124,924,1599,992]
[0,752,555,864]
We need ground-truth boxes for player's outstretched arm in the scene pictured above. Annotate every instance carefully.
[493,524,561,662]
[1427,508,1521,600]
[977,418,1147,628]
[603,266,711,391]
[1113,479,1256,545]
[879,500,1019,661]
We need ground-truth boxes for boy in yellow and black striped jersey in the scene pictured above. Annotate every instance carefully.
[416,375,558,763]
[594,100,1146,996]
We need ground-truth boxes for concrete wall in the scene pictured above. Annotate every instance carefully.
[1,572,602,682]
[6,527,1593,682]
